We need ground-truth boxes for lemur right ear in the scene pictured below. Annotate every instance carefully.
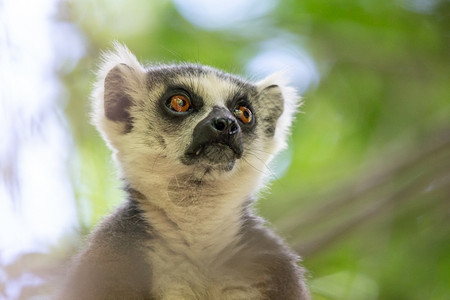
[91,42,146,135]
[104,64,134,131]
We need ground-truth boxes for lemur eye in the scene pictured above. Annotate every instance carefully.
[234,106,253,124]
[170,95,190,112]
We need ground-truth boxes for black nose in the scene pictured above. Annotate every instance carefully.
[211,117,239,136]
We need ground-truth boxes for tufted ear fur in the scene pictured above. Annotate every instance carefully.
[256,72,301,155]
[91,42,146,143]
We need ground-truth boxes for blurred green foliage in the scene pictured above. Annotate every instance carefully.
[62,0,450,299]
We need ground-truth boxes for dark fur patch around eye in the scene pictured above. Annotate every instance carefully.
[104,64,134,133]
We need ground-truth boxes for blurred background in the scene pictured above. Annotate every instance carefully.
[1,0,449,299]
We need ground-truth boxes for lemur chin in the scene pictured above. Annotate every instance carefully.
[60,42,310,300]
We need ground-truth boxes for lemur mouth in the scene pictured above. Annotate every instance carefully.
[183,141,242,166]
[192,141,242,158]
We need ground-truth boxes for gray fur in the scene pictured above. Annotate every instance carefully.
[60,43,309,299]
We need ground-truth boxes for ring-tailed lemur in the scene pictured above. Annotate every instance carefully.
[61,43,310,299]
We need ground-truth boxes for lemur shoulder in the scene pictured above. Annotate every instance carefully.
[61,43,310,300]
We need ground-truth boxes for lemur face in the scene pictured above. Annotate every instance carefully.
[93,44,299,183]
[145,66,261,174]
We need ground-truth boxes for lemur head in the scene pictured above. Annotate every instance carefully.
[92,43,299,196]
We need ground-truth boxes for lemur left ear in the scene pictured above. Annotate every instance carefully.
[256,84,285,137]
[256,72,301,153]
[91,42,146,135]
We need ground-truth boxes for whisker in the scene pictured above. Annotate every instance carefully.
[241,156,269,177]
[244,151,279,181]
[246,148,273,156]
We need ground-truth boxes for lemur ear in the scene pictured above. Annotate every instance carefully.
[92,42,146,135]
[256,84,285,137]
[256,72,301,153]
[104,64,134,128]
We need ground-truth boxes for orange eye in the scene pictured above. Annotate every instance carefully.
[170,95,190,112]
[234,106,253,124]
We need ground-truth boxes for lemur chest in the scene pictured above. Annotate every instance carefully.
[147,243,265,299]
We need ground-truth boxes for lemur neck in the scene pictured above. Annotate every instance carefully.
[126,179,251,255]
